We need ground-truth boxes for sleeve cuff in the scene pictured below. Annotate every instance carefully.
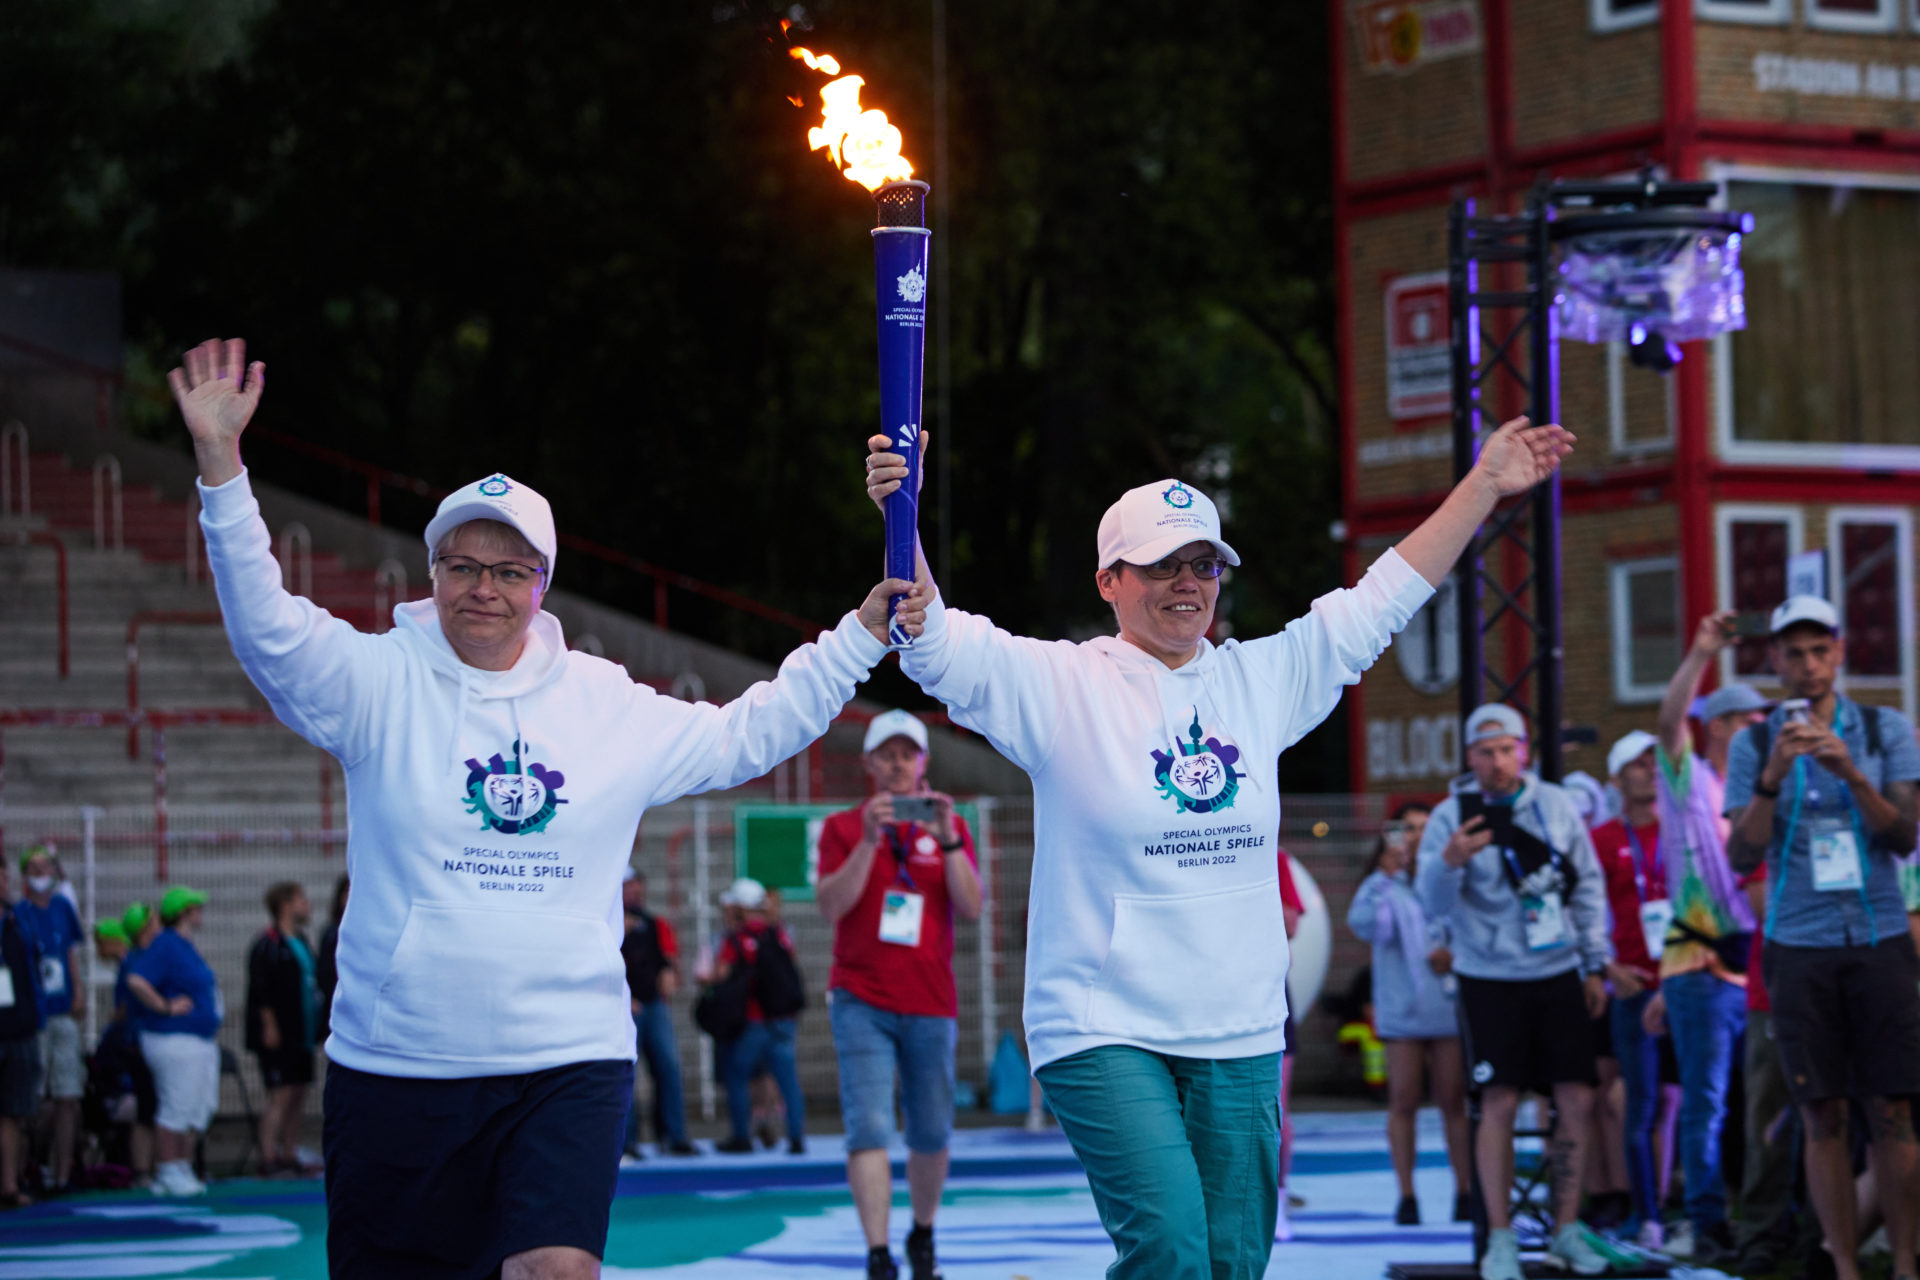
[195,467,257,525]
[833,609,889,668]
[1369,546,1439,608]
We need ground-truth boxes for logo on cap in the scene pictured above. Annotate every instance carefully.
[1162,482,1194,511]
[897,265,925,304]
[462,739,567,836]
[1150,711,1244,815]
[478,475,512,497]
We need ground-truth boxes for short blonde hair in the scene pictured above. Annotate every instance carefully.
[431,519,545,569]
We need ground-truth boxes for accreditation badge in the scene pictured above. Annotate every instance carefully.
[879,891,926,947]
[0,969,16,1009]
[1810,818,1865,892]
[1639,899,1673,960]
[1523,891,1568,952]
[37,957,64,996]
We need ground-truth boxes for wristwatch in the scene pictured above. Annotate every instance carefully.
[1753,779,1780,799]
[938,837,965,853]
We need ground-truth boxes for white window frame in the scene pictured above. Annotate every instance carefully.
[1715,504,1806,689]
[1710,163,1920,470]
[1694,0,1790,21]
[1827,506,1917,719]
[1592,0,1661,30]
[1612,555,1683,705]
[1607,340,1678,457]
[1805,0,1899,32]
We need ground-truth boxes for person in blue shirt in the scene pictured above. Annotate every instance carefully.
[15,845,86,1190]
[116,902,161,1181]
[124,887,222,1197]
[0,862,45,1208]
[1726,596,1920,1280]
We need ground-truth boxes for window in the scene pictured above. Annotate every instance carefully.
[1694,0,1790,21]
[1717,171,1920,468]
[1592,0,1660,29]
[1612,557,1681,703]
[1716,506,1804,681]
[1805,0,1898,31]
[1607,340,1677,456]
[1828,508,1915,717]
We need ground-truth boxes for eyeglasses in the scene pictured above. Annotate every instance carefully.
[434,554,546,590]
[1133,554,1228,581]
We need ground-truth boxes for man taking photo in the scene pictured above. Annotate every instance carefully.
[816,710,981,1280]
[1727,596,1920,1280]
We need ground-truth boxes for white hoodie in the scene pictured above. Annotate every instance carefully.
[199,471,886,1078]
[900,550,1432,1069]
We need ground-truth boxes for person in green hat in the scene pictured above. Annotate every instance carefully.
[92,920,128,974]
[124,887,220,1196]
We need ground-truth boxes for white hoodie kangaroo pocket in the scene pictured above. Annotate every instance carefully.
[1084,882,1288,1042]
[371,904,624,1061]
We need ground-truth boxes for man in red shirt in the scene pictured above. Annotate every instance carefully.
[816,710,982,1280]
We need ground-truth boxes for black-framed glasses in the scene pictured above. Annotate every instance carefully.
[434,554,546,590]
[1134,553,1228,581]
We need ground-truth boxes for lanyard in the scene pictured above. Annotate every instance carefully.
[1767,705,1878,944]
[1623,824,1660,905]
[885,826,921,892]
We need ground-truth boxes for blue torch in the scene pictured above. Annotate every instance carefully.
[872,179,930,646]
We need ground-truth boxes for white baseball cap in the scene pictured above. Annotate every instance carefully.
[1770,595,1839,637]
[719,877,767,910]
[1096,480,1240,570]
[1606,729,1659,779]
[424,474,558,583]
[863,709,929,755]
[1463,702,1528,747]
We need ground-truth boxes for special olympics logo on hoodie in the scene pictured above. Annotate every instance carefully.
[462,741,567,835]
[1150,712,1244,815]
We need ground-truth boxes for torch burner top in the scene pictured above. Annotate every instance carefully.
[873,180,929,230]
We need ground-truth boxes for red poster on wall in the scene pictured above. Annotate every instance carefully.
[1385,271,1451,421]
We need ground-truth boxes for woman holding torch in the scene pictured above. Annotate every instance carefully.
[172,337,922,1280]
[864,416,1572,1279]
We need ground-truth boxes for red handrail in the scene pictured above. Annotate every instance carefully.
[126,611,225,757]
[8,531,69,678]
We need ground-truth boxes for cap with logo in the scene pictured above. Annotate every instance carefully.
[863,709,930,755]
[1694,683,1772,722]
[719,877,768,910]
[159,885,209,924]
[1769,595,1839,638]
[1606,729,1659,779]
[1463,702,1529,747]
[1096,480,1241,571]
[121,902,152,936]
[424,474,559,584]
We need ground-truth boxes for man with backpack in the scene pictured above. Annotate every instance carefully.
[709,877,808,1154]
[1727,596,1920,1280]
[815,710,980,1280]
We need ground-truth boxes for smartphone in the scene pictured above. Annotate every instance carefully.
[1730,611,1772,640]
[1456,794,1515,847]
[1779,697,1811,726]
[891,795,940,825]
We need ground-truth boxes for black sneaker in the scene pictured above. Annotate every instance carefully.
[621,1143,644,1162]
[1395,1195,1420,1226]
[665,1139,700,1156]
[1803,1240,1838,1280]
[787,1136,807,1156]
[906,1222,941,1280]
[1692,1221,1738,1268]
[867,1245,899,1280]
[1452,1191,1473,1223]
[715,1136,755,1154]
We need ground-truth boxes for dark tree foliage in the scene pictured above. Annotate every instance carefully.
[3,0,1350,787]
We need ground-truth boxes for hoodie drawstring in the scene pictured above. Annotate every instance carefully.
[449,667,471,775]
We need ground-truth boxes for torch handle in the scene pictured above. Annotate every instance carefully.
[872,221,931,647]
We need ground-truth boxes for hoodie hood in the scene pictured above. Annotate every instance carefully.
[1085,635,1262,796]
[394,599,574,771]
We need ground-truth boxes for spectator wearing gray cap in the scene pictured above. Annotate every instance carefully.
[1726,596,1920,1280]
[1415,703,1618,1280]
[1633,610,1770,1263]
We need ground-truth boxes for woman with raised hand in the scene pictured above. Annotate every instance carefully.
[862,415,1572,1279]
[172,337,921,1280]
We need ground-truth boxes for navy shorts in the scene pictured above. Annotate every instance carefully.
[323,1058,633,1279]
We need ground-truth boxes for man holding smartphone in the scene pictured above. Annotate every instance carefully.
[816,710,982,1280]
[1727,596,1920,1280]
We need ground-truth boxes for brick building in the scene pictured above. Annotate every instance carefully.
[1335,0,1920,802]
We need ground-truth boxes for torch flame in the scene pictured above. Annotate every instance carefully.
[785,44,914,192]
[788,46,841,76]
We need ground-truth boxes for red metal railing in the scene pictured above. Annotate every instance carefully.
[125,611,225,757]
[7,530,69,678]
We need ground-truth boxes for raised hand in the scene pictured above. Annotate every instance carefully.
[1470,416,1575,499]
[864,428,928,511]
[857,573,931,645]
[168,338,265,486]
[1694,610,1738,657]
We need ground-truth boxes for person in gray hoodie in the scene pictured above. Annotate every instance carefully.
[1416,703,1618,1280]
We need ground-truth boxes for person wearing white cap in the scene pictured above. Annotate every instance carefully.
[1585,729,1674,1247]
[814,709,980,1280]
[865,414,1574,1279]
[707,876,809,1154]
[1414,703,1618,1280]
[1726,597,1920,1280]
[171,338,919,1279]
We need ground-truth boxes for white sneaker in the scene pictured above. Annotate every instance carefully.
[1635,1219,1665,1251]
[1480,1227,1523,1280]
[1274,1196,1293,1243]
[152,1161,206,1197]
[1664,1219,1695,1258]
[1023,1109,1047,1133]
[1547,1223,1609,1276]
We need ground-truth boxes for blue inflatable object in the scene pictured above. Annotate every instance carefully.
[988,1031,1030,1114]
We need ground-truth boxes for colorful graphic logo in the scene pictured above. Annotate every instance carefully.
[478,475,512,497]
[463,740,567,835]
[897,264,926,304]
[1151,712,1244,815]
[1161,482,1194,510]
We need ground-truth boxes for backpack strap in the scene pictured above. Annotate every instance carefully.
[1865,704,1884,759]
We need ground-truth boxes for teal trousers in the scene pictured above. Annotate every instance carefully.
[1036,1046,1281,1280]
